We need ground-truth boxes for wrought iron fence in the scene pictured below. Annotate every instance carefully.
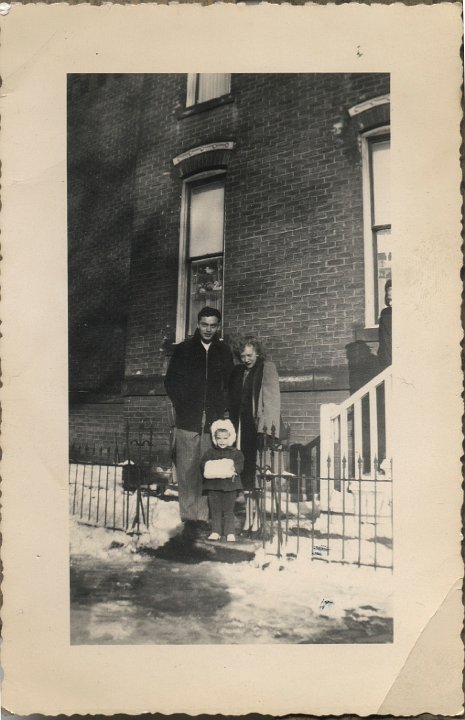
[251,429,393,571]
[69,421,393,570]
[69,422,175,533]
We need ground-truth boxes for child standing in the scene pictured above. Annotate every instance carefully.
[200,419,244,542]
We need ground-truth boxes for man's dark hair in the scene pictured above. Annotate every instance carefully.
[198,306,221,322]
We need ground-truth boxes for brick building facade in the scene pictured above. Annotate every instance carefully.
[68,73,390,456]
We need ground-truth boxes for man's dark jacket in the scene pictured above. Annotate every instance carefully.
[164,331,234,433]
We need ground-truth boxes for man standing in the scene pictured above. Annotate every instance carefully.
[165,307,234,535]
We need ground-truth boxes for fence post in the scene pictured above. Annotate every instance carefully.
[113,444,118,529]
[311,476,316,560]
[342,455,346,562]
[319,403,337,486]
[88,456,95,522]
[147,422,154,526]
[373,455,378,570]
[96,447,103,523]
[277,448,282,556]
[285,450,289,545]
[72,447,81,515]
[357,455,362,566]
[80,445,88,519]
[369,388,378,477]
[104,447,110,526]
[125,422,131,531]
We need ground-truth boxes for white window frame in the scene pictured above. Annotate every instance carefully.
[176,170,226,342]
[186,73,231,108]
[361,126,391,328]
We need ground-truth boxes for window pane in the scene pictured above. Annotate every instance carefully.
[197,74,230,103]
[374,228,392,318]
[189,183,224,257]
[188,257,223,335]
[371,140,390,226]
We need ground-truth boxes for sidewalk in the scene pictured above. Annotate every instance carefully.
[70,498,393,645]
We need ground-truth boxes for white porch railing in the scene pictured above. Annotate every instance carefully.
[319,366,393,517]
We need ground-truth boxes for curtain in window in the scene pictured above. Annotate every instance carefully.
[370,139,391,318]
[187,180,225,335]
[196,74,230,104]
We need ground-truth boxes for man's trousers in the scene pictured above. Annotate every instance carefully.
[175,428,211,522]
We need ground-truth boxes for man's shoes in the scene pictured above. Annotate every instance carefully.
[182,520,211,541]
[207,532,220,541]
[181,520,198,540]
[195,520,211,540]
[226,534,236,542]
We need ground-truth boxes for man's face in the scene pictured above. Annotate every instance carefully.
[197,316,220,343]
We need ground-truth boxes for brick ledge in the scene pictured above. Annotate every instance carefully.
[71,366,350,403]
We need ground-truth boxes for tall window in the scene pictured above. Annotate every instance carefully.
[362,130,391,326]
[186,74,231,107]
[177,177,225,338]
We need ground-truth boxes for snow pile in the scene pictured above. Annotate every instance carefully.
[250,542,393,619]
[70,497,182,560]
[212,546,393,642]
[136,498,183,550]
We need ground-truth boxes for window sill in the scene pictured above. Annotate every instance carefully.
[178,94,234,119]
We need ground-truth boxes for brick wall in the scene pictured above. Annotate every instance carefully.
[69,396,171,458]
[281,389,349,446]
[124,395,172,459]
[69,388,347,453]
[68,73,389,448]
[69,402,124,450]
[68,74,144,392]
[123,73,389,376]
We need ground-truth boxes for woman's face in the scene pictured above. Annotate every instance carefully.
[240,344,258,369]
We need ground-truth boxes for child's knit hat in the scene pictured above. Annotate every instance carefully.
[210,419,236,447]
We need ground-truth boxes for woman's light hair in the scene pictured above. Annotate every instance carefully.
[232,334,266,361]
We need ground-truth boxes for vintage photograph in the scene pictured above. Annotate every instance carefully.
[2,1,462,712]
[67,72,393,644]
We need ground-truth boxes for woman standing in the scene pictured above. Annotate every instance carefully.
[228,336,281,532]
[378,279,392,369]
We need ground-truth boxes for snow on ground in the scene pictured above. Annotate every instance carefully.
[70,497,393,644]
[70,498,183,560]
[223,541,393,626]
